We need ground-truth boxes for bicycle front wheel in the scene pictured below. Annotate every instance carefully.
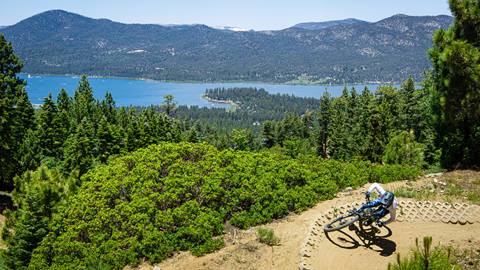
[323,214,359,232]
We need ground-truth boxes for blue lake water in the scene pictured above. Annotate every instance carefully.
[20,74,396,108]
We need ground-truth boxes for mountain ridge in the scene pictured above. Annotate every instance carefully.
[1,10,453,83]
[293,18,368,30]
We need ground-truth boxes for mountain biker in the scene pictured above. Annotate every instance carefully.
[356,183,397,227]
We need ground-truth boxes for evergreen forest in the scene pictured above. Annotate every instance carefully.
[0,0,479,269]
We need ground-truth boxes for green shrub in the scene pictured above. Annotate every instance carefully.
[467,192,480,204]
[369,164,421,183]
[28,143,421,269]
[191,238,225,256]
[256,228,280,246]
[388,236,460,270]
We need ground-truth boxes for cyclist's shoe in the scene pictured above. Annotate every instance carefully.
[362,219,373,226]
[348,209,359,215]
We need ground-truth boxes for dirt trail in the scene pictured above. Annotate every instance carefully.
[300,199,480,270]
[138,176,480,270]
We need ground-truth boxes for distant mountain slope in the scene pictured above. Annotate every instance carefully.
[0,10,453,83]
[293,18,368,30]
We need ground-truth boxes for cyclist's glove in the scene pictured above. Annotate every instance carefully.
[365,191,371,199]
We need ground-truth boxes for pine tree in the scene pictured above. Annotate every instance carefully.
[368,86,401,162]
[399,76,416,131]
[56,89,72,152]
[72,75,95,124]
[101,91,116,124]
[4,167,65,269]
[57,88,71,112]
[315,92,332,158]
[125,108,139,151]
[418,74,439,164]
[231,129,254,150]
[261,121,276,148]
[366,104,387,163]
[117,107,129,129]
[302,110,314,138]
[37,93,62,158]
[5,206,50,269]
[136,110,154,147]
[10,87,35,178]
[357,87,375,159]
[428,0,480,168]
[12,87,34,145]
[383,131,425,167]
[162,94,176,117]
[62,118,95,176]
[17,129,42,172]
[97,116,121,163]
[186,126,199,143]
[347,87,362,158]
[0,34,31,190]
[329,88,351,160]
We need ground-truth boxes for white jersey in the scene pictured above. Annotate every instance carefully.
[367,183,398,225]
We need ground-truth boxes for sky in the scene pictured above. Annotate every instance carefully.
[0,0,451,30]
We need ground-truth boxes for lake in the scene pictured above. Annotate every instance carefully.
[20,74,395,108]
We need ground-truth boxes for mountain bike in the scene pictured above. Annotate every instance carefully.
[323,194,382,232]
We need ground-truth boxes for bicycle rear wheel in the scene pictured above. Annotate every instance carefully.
[323,214,359,232]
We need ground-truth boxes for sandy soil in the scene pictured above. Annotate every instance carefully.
[127,173,480,270]
[310,222,479,270]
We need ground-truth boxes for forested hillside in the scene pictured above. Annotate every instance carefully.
[0,10,452,83]
[172,88,320,133]
[170,81,435,166]
[0,0,479,269]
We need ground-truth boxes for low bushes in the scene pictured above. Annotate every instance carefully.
[369,164,421,184]
[388,236,460,270]
[28,142,421,269]
[256,228,280,246]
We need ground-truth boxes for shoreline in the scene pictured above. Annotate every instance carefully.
[20,72,400,87]
[201,95,239,109]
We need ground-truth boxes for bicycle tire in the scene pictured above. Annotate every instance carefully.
[323,213,359,232]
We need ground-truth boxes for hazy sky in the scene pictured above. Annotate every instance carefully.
[0,0,451,30]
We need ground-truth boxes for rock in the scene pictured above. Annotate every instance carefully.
[298,262,312,270]
[425,183,435,190]
[426,172,443,178]
[153,266,161,270]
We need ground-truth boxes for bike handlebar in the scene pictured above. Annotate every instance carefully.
[364,192,371,203]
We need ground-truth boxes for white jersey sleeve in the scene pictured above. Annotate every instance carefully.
[367,183,386,196]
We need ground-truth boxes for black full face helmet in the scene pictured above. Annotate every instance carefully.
[380,192,394,207]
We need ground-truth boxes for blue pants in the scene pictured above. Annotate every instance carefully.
[358,198,389,220]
